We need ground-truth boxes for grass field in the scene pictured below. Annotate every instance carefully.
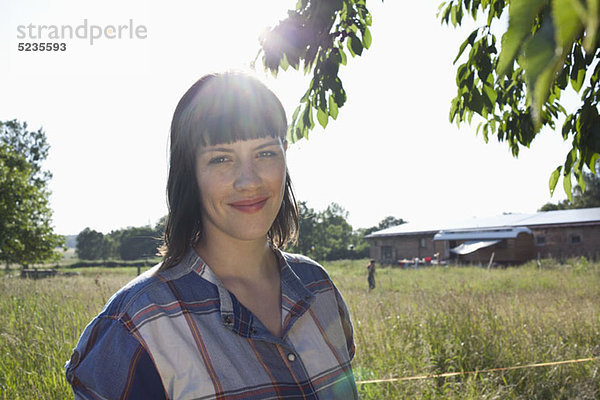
[1,258,599,399]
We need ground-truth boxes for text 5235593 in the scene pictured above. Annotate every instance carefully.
[18,42,67,51]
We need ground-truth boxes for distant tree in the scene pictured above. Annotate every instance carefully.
[376,216,406,230]
[289,202,358,261]
[539,167,600,211]
[364,216,407,236]
[347,228,371,258]
[291,205,406,260]
[319,203,354,260]
[0,120,63,268]
[76,228,107,260]
[573,172,600,209]
[76,223,165,261]
[291,201,319,257]
[154,215,167,239]
[119,226,160,260]
[538,202,562,212]
[104,229,124,259]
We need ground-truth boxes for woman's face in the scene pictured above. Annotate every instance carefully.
[195,136,287,245]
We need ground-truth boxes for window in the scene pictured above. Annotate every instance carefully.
[419,238,427,248]
[570,234,581,244]
[535,236,546,246]
[381,246,393,260]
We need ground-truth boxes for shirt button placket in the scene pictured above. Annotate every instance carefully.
[282,348,316,395]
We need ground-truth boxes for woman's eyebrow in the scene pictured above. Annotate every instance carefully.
[254,139,281,150]
[199,139,281,154]
[199,146,234,154]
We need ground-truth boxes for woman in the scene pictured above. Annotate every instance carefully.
[65,73,358,399]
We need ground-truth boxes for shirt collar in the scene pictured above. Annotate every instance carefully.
[183,247,314,340]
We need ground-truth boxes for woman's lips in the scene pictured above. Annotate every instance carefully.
[228,197,269,213]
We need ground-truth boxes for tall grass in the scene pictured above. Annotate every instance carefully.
[329,259,600,399]
[0,260,598,399]
[0,271,137,399]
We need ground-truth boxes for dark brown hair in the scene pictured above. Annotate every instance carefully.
[159,72,298,270]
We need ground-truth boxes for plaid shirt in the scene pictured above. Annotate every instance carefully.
[65,249,357,400]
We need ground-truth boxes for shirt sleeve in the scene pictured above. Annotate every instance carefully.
[332,283,355,360]
[65,316,167,400]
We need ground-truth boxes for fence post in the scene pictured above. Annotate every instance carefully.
[487,252,495,270]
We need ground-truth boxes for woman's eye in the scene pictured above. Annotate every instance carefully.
[209,156,229,164]
[258,150,276,158]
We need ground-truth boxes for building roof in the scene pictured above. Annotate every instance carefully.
[434,227,532,241]
[366,207,600,238]
[514,207,600,226]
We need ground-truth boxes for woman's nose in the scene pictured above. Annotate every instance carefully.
[233,160,262,190]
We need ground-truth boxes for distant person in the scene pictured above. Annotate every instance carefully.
[367,259,376,290]
[65,72,358,399]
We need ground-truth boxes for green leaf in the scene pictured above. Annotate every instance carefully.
[302,105,311,129]
[469,89,484,116]
[483,83,498,107]
[451,4,458,27]
[291,105,301,124]
[328,94,339,119]
[449,98,459,122]
[483,122,490,142]
[441,4,452,24]
[552,0,584,48]
[454,29,478,64]
[346,38,356,57]
[339,47,347,65]
[577,170,586,192]
[563,170,573,202]
[565,147,576,172]
[363,27,372,49]
[584,0,599,51]
[317,108,328,128]
[590,153,600,173]
[496,0,547,77]
[571,66,586,92]
[350,36,363,56]
[521,14,560,126]
[481,89,494,113]
[549,165,562,195]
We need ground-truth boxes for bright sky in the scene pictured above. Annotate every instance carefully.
[0,0,572,235]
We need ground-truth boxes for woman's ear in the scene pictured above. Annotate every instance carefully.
[283,140,288,152]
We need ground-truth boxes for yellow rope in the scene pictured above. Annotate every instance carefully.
[356,356,599,384]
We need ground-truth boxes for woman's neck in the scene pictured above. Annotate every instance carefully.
[195,231,283,337]
[195,233,276,281]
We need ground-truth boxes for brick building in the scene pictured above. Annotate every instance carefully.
[366,207,600,265]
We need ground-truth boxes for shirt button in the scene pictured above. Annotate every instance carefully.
[287,353,296,362]
[69,350,80,367]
